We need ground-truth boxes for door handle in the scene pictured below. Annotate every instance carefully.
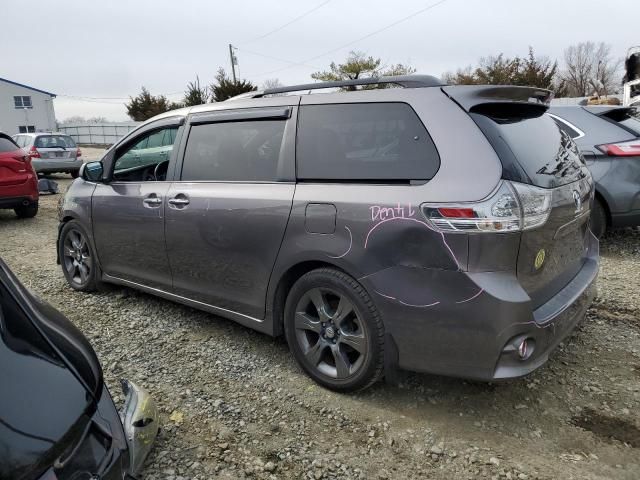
[168,195,190,207]
[143,195,162,207]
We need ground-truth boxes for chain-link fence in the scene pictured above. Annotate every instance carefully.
[58,123,141,146]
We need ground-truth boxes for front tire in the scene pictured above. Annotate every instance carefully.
[14,201,38,218]
[590,198,607,239]
[59,220,99,291]
[284,268,384,392]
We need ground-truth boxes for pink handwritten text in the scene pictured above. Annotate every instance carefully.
[370,203,416,222]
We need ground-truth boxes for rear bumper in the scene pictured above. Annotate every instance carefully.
[32,158,83,173]
[361,233,599,381]
[0,195,37,209]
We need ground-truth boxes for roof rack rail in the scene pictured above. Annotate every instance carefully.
[227,74,445,100]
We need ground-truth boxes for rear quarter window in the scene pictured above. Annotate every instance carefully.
[0,135,19,153]
[296,103,440,181]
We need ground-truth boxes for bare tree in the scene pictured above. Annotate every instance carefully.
[262,78,284,90]
[590,43,621,96]
[562,42,621,97]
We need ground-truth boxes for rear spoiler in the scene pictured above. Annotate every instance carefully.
[442,85,553,116]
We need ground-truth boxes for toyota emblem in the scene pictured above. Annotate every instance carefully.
[572,190,582,214]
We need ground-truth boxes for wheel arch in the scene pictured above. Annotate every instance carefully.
[268,259,353,337]
[594,188,611,227]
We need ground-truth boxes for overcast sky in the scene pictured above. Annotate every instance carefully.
[1,0,633,121]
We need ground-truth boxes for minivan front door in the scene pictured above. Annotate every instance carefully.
[92,121,182,289]
[165,107,296,319]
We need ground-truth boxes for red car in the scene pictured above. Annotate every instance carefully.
[0,132,38,218]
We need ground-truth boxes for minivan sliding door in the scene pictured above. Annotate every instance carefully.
[165,106,296,319]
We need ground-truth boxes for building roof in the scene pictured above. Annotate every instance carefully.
[0,77,56,97]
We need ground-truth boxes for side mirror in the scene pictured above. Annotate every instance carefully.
[81,161,104,182]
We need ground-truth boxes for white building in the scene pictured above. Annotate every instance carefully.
[0,77,56,135]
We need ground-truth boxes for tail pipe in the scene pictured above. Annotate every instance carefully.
[120,379,159,475]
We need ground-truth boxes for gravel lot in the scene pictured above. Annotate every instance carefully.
[1,148,639,479]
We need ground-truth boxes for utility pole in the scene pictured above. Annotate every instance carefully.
[229,44,237,83]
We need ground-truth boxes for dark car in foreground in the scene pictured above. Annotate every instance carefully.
[58,76,598,392]
[549,105,640,237]
[0,132,39,218]
[0,258,158,479]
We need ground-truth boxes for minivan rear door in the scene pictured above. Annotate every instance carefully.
[444,86,594,307]
[165,105,297,320]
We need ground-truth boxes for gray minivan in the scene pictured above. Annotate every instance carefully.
[57,76,598,391]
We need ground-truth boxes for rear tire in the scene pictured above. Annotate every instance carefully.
[590,198,607,239]
[14,201,38,219]
[59,220,99,292]
[71,170,80,179]
[284,268,384,392]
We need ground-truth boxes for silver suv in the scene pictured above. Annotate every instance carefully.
[57,76,598,392]
[13,132,83,177]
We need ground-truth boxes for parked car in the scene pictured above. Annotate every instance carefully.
[0,257,158,479]
[548,105,640,237]
[0,132,39,218]
[13,132,83,178]
[58,76,598,392]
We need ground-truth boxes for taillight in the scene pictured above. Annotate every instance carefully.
[29,145,41,158]
[596,140,640,157]
[76,147,82,157]
[422,181,552,233]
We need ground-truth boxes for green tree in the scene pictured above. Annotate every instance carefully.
[126,87,182,121]
[183,76,209,106]
[210,68,257,102]
[443,48,563,94]
[311,51,415,90]
[514,47,558,90]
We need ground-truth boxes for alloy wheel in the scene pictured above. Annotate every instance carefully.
[62,229,92,286]
[294,287,368,379]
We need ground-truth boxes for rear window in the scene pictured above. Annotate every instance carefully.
[34,135,76,148]
[599,108,640,136]
[0,135,19,153]
[470,108,588,188]
[296,103,439,181]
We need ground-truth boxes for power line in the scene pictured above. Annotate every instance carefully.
[58,91,184,103]
[236,47,322,71]
[250,0,451,78]
[238,0,332,46]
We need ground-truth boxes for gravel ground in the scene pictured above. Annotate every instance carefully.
[1,149,639,479]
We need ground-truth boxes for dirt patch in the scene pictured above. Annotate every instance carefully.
[573,407,640,448]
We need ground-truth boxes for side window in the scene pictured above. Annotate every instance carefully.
[181,120,286,182]
[113,126,179,182]
[296,103,440,181]
[146,130,165,149]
